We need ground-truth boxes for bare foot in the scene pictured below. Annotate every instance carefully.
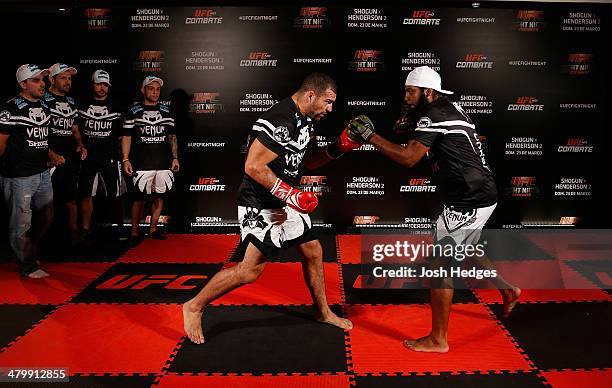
[501,287,521,318]
[403,336,449,353]
[316,312,353,330]
[27,269,50,279]
[182,300,205,344]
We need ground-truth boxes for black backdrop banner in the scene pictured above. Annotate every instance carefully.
[70,4,609,231]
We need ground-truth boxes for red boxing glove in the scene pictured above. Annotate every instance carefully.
[270,178,318,214]
[337,127,363,153]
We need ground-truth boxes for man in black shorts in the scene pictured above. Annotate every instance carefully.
[183,73,372,344]
[76,70,124,239]
[351,66,521,352]
[45,63,86,244]
[121,76,179,242]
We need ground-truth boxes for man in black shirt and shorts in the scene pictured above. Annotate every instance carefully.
[183,73,372,344]
[354,66,521,352]
[76,70,124,238]
[0,64,65,277]
[122,76,179,242]
[45,63,87,245]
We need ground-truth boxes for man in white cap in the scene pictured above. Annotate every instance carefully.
[76,70,124,241]
[349,66,520,352]
[121,75,179,243]
[45,63,87,245]
[0,64,65,278]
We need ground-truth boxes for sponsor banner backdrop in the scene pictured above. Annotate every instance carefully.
[72,4,609,230]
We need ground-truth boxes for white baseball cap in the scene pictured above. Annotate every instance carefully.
[49,63,77,77]
[142,75,164,88]
[92,69,111,85]
[405,66,453,95]
[16,64,49,83]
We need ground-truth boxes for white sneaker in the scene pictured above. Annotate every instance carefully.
[27,269,50,278]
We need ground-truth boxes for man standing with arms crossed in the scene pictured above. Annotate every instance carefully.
[182,73,373,344]
[0,64,65,277]
[350,66,521,352]
[45,63,87,245]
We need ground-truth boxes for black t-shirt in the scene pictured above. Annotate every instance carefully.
[237,97,315,209]
[45,92,78,158]
[0,96,50,177]
[75,98,123,162]
[409,96,497,208]
[122,102,175,171]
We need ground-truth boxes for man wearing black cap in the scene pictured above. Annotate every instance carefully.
[354,66,520,352]
[0,64,65,277]
[122,76,179,242]
[45,63,87,245]
[76,70,124,240]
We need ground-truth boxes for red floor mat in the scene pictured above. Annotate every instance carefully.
[157,374,351,388]
[337,235,361,264]
[473,288,611,304]
[211,262,343,305]
[0,263,113,304]
[120,234,239,263]
[0,304,183,374]
[541,369,612,388]
[346,304,532,374]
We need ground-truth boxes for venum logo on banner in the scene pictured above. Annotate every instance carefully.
[134,51,165,72]
[295,7,330,29]
[456,54,494,70]
[507,96,544,111]
[516,10,545,32]
[402,52,441,72]
[186,9,223,25]
[403,10,440,26]
[240,52,278,67]
[347,8,388,29]
[347,177,385,196]
[189,93,224,114]
[400,178,437,193]
[349,50,384,72]
[83,8,111,31]
[505,137,543,157]
[565,53,593,75]
[507,177,539,198]
[458,95,493,115]
[554,177,592,198]
[298,176,331,197]
[185,51,224,71]
[190,178,226,192]
[562,11,600,32]
[558,138,594,153]
[130,8,170,29]
[240,93,278,113]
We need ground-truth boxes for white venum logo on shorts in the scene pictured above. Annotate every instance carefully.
[0,110,10,122]
[134,170,174,194]
[443,207,477,233]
